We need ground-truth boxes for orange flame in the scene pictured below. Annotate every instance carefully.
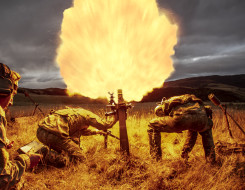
[56,0,178,101]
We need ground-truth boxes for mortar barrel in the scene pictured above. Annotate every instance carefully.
[208,93,221,106]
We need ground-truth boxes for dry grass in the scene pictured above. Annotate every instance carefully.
[6,102,245,190]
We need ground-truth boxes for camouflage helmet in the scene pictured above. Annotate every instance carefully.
[0,63,21,96]
[154,105,165,117]
[155,97,168,117]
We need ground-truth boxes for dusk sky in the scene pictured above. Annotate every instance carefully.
[0,0,244,89]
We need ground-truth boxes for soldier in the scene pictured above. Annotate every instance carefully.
[0,63,41,189]
[148,94,215,163]
[37,107,118,167]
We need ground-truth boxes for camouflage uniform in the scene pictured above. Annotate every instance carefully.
[0,63,42,189]
[0,107,31,190]
[148,94,215,162]
[37,108,117,166]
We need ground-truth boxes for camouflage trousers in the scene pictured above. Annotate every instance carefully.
[36,127,86,167]
[147,129,162,161]
[181,129,215,163]
[147,128,215,163]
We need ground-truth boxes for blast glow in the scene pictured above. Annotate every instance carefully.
[56,0,178,101]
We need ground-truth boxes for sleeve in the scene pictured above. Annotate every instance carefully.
[0,116,8,146]
[0,118,30,189]
[80,128,99,136]
[70,128,99,144]
[86,112,117,130]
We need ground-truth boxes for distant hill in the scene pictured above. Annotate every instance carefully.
[141,74,245,102]
[16,88,107,105]
[18,88,68,96]
[17,74,245,103]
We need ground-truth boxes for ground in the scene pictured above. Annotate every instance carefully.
[6,101,245,190]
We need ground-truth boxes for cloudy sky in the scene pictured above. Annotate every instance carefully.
[0,0,244,89]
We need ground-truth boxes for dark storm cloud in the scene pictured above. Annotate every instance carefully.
[158,0,245,80]
[18,71,67,89]
[0,0,244,89]
[170,53,245,79]
[158,0,245,37]
[0,0,73,88]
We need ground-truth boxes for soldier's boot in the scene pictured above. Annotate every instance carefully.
[204,146,216,164]
[40,146,69,168]
[148,129,162,161]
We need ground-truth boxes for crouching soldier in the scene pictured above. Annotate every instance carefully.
[0,63,41,189]
[148,94,215,163]
[37,108,118,167]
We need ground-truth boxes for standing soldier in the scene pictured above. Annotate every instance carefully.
[37,107,118,167]
[0,63,41,189]
[148,94,215,163]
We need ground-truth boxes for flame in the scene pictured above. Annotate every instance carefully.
[56,0,178,101]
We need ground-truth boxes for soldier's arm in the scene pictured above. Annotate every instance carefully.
[0,124,30,189]
[80,128,99,136]
[86,113,118,130]
[71,129,99,145]
[0,143,30,174]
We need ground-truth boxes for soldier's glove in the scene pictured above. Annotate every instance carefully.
[29,154,42,169]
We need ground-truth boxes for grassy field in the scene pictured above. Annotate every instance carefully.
[6,99,245,190]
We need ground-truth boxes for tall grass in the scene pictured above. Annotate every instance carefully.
[6,102,245,190]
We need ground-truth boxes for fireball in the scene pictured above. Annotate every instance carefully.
[56,0,178,101]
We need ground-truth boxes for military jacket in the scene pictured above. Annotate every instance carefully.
[38,108,116,139]
[150,94,213,133]
[0,107,30,190]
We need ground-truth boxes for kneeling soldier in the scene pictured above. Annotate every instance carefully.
[0,63,41,189]
[37,108,118,167]
[148,94,215,163]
